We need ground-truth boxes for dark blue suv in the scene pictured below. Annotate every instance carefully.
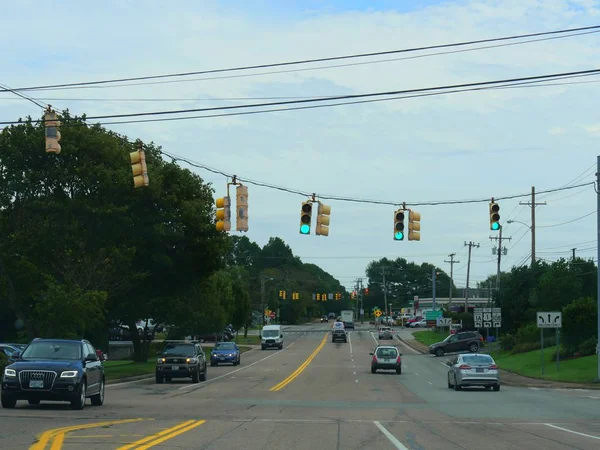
[1,338,104,410]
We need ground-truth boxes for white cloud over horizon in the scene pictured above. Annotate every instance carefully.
[1,0,599,292]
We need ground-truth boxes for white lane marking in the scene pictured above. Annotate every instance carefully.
[394,335,421,354]
[428,382,433,385]
[544,423,600,440]
[109,377,152,388]
[353,371,357,375]
[348,331,353,355]
[370,332,379,345]
[355,379,359,383]
[179,335,302,390]
[373,421,409,449]
[415,373,419,376]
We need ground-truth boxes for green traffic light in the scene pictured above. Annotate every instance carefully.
[394,231,404,240]
[300,224,310,234]
[491,222,500,231]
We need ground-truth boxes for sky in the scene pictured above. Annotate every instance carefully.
[1,0,599,294]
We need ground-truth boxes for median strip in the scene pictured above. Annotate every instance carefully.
[270,334,327,392]
[116,420,205,450]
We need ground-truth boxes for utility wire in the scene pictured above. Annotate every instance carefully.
[4,24,599,93]
[0,82,47,109]
[4,69,597,126]
[161,149,595,207]
[538,210,596,228]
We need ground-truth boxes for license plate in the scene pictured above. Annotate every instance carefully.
[171,366,179,371]
[219,357,225,360]
[29,380,44,388]
[476,368,484,373]
[384,359,390,362]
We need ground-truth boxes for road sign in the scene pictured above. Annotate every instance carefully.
[437,317,452,326]
[537,311,562,328]
[493,321,501,328]
[374,310,382,318]
[484,321,492,328]
[475,321,483,328]
[328,293,334,300]
[269,311,276,319]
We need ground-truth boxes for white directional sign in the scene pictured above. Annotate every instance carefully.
[537,311,562,328]
[474,307,501,328]
[484,321,492,328]
[493,321,501,328]
[437,317,452,326]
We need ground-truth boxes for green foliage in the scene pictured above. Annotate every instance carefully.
[0,353,9,374]
[562,296,597,355]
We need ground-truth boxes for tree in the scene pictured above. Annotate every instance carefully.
[562,296,597,355]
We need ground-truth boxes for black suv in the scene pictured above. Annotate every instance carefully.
[331,329,347,343]
[428,331,482,357]
[1,339,104,410]
[156,342,207,383]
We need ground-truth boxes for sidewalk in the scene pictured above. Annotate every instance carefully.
[396,333,600,390]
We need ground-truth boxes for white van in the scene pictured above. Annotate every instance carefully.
[261,325,283,350]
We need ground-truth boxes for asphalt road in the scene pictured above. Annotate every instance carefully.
[2,322,600,449]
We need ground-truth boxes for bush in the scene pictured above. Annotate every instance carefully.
[578,337,597,357]
[500,333,516,351]
[563,297,597,355]
[514,323,541,344]
[0,353,9,374]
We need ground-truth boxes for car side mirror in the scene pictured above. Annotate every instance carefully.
[85,353,97,362]
[369,352,374,355]
[445,360,452,366]
[280,334,283,338]
[13,351,21,360]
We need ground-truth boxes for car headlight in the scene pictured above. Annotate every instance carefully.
[186,357,198,363]
[4,368,16,377]
[157,358,166,364]
[60,371,78,378]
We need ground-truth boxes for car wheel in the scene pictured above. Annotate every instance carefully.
[1,394,16,409]
[396,367,402,374]
[469,343,479,353]
[28,399,40,405]
[371,367,376,374]
[453,382,461,391]
[435,348,444,357]
[210,362,216,367]
[71,381,86,410]
[447,377,453,389]
[484,385,491,390]
[493,384,500,391]
[261,345,266,350]
[199,364,207,382]
[155,373,163,384]
[192,370,200,383]
[91,379,104,406]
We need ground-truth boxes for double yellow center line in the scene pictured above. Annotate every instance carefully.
[270,333,327,392]
[116,420,206,450]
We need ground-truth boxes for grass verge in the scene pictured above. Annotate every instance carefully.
[490,345,598,384]
[234,335,261,345]
[412,330,449,347]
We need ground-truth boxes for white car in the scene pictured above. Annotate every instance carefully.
[410,319,427,328]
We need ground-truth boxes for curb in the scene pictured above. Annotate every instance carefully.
[106,374,154,385]
[396,335,600,390]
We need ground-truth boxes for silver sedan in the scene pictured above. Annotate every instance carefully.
[446,353,500,391]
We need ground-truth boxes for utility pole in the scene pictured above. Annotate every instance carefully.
[572,248,577,260]
[464,241,480,311]
[595,155,600,383]
[490,225,511,290]
[381,268,388,323]
[444,253,460,306]
[261,277,266,327]
[519,186,546,266]
[432,267,437,311]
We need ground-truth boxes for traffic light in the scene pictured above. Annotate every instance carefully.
[300,201,312,235]
[278,290,287,300]
[215,196,231,232]
[315,203,331,236]
[321,292,327,302]
[236,185,249,232]
[130,144,149,188]
[394,209,405,240]
[408,210,421,241]
[334,293,341,300]
[489,201,500,230]
[44,109,61,154]
[316,293,321,301]
[292,292,299,300]
[351,291,357,299]
[365,288,369,295]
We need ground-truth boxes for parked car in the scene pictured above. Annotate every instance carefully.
[210,342,240,366]
[405,316,422,327]
[410,319,427,328]
[156,342,207,383]
[428,331,482,357]
[370,345,402,374]
[0,344,26,363]
[446,353,500,391]
[1,338,104,410]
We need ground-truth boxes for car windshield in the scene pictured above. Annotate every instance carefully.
[162,344,195,356]
[21,342,82,360]
[333,322,344,329]
[262,330,279,337]
[380,327,391,332]
[376,348,398,358]
[215,343,235,350]
[462,355,494,365]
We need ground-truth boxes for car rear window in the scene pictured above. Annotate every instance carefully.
[376,348,398,358]
[462,355,494,365]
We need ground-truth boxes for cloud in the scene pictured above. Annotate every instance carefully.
[1,0,599,290]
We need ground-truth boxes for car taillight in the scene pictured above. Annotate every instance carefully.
[489,364,498,369]
[396,355,402,363]
[372,355,377,363]
[458,364,471,370]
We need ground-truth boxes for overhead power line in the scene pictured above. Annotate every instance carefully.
[2,24,598,93]
[161,149,595,207]
[3,68,599,126]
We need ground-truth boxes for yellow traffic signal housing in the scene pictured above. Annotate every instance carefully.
[292,292,299,300]
[315,203,331,236]
[44,109,61,154]
[316,293,321,301]
[408,210,421,241]
[489,202,500,231]
[394,209,405,240]
[215,196,231,232]
[300,202,312,235]
[236,185,249,232]
[130,147,149,188]
[322,292,327,302]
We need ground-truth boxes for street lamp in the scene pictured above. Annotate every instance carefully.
[507,219,535,266]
